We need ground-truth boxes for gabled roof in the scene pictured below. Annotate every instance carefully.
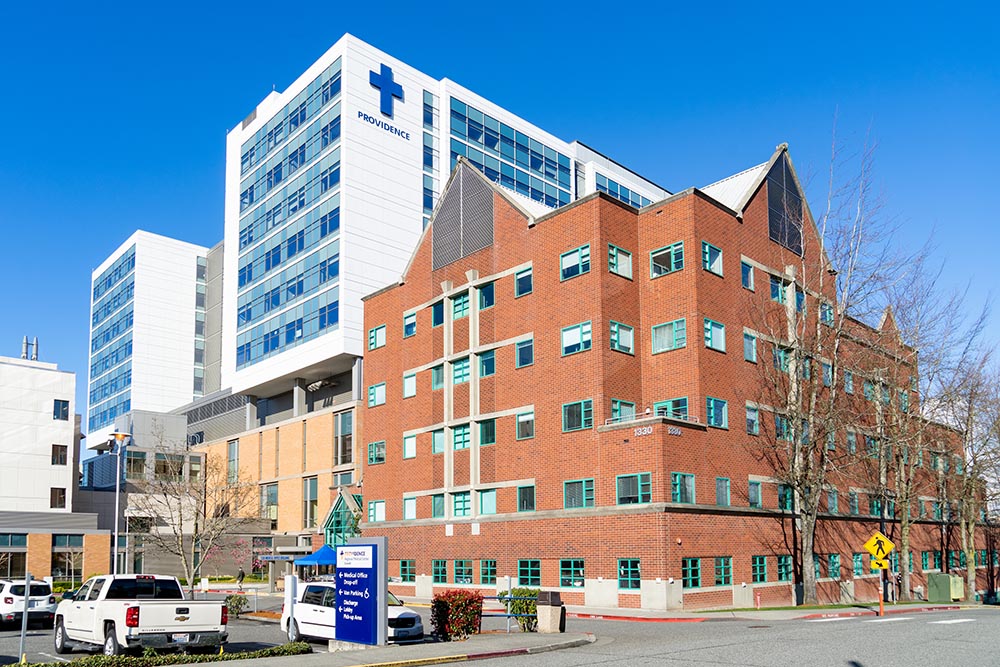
[700,162,768,211]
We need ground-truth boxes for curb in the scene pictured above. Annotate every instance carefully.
[568,613,706,623]
[341,633,596,667]
[798,605,962,620]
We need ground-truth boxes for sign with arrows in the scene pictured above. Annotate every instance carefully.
[334,537,387,646]
[863,531,895,560]
[870,558,890,570]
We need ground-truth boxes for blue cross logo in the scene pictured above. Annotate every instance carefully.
[369,64,403,118]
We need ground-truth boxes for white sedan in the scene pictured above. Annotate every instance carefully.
[281,582,423,643]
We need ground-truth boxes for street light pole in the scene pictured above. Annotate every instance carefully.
[110,431,131,575]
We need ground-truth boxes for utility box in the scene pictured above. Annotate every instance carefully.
[927,573,964,602]
[536,590,565,633]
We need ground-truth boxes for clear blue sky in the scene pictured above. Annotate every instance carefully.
[1,1,996,422]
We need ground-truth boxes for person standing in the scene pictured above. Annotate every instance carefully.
[236,567,245,592]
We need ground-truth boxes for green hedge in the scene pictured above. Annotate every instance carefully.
[27,642,311,667]
[502,588,539,632]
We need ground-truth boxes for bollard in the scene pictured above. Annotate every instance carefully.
[755,591,761,610]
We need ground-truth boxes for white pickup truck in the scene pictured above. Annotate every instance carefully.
[54,574,228,656]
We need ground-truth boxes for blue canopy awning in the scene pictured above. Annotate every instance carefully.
[294,544,338,566]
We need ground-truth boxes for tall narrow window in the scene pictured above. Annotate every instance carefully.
[610,321,634,354]
[515,268,533,297]
[741,261,754,290]
[706,397,728,428]
[608,245,632,278]
[516,338,534,367]
[403,313,416,337]
[516,412,535,439]
[479,282,495,309]
[701,242,723,275]
[744,333,757,362]
[704,319,726,352]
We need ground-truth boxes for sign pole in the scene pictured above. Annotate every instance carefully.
[19,571,31,664]
[878,568,884,617]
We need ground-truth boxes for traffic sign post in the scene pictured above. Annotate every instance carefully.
[335,536,387,647]
[863,531,896,617]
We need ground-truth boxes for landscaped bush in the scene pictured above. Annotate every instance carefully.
[501,588,539,632]
[225,594,249,617]
[27,642,311,667]
[430,589,484,641]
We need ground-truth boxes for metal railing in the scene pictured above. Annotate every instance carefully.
[481,585,538,634]
[604,409,702,426]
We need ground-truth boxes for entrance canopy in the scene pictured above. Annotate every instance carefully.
[294,544,338,566]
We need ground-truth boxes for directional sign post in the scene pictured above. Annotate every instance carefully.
[863,531,896,616]
[335,536,387,646]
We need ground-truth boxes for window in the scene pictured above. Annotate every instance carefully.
[744,333,757,362]
[403,313,416,337]
[518,485,535,512]
[453,424,470,450]
[367,441,386,464]
[702,242,723,275]
[561,322,592,355]
[518,559,540,586]
[716,477,731,506]
[431,301,444,326]
[562,400,594,431]
[845,371,854,394]
[655,397,688,419]
[431,365,444,390]
[611,399,636,421]
[452,292,469,319]
[403,435,416,459]
[560,245,591,280]
[367,500,385,522]
[53,400,69,421]
[820,302,834,326]
[715,557,732,585]
[481,559,497,585]
[822,362,832,387]
[774,346,790,373]
[746,405,760,435]
[610,321,634,354]
[778,555,793,581]
[564,478,595,508]
[618,559,640,589]
[775,415,792,441]
[849,491,859,515]
[652,319,686,353]
[402,497,416,520]
[778,484,794,511]
[453,491,471,517]
[433,560,447,583]
[681,558,700,588]
[769,275,787,304]
[651,242,684,277]
[829,554,841,580]
[479,350,495,377]
[51,444,68,466]
[516,412,535,439]
[432,494,444,518]
[480,419,496,446]
[368,325,386,350]
[50,488,66,509]
[560,559,584,587]
[453,357,470,384]
[479,282,495,309]
[608,245,633,278]
[617,473,651,504]
[432,429,444,454]
[704,319,726,352]
[706,397,728,428]
[479,489,496,515]
[515,268,533,297]
[847,431,857,454]
[516,338,534,367]
[748,481,762,508]
[400,560,415,582]
[850,553,864,577]
[899,390,910,413]
[741,261,754,290]
[796,289,806,313]
[367,383,386,407]
[671,472,695,503]
[863,379,875,401]
[752,556,767,583]
[403,373,416,398]
[828,489,839,514]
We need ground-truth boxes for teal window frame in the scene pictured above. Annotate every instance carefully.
[432,559,447,583]
[403,313,416,338]
[479,489,497,515]
[822,362,832,387]
[453,357,470,384]
[715,477,731,506]
[454,559,473,584]
[778,555,793,581]
[616,472,651,505]
[479,419,496,446]
[402,496,416,520]
[681,557,700,588]
[820,302,834,326]
[748,480,762,508]
[453,424,470,450]
[563,478,595,509]
[431,365,444,390]
[400,560,415,582]
[431,300,444,327]
[770,275,787,303]
[431,429,444,454]
[671,472,695,503]
[402,372,416,398]
[562,399,594,431]
[845,371,854,394]
[516,411,535,440]
[560,244,591,281]
[704,318,726,351]
[651,318,686,353]
[847,431,857,454]
[702,241,723,275]
[853,553,863,577]
[610,321,635,354]
[849,491,859,515]
[561,321,593,356]
[611,399,636,421]
[746,405,759,435]
[431,493,444,518]
[752,555,767,583]
[778,484,794,511]
[480,559,497,585]
[618,558,640,589]
[479,349,495,377]
[452,491,471,517]
[367,383,386,407]
[655,397,688,419]
[741,261,754,290]
[744,332,757,362]
[774,346,790,373]
[714,556,732,585]
[479,282,495,310]
[829,554,841,580]
[559,559,585,587]
[608,244,633,279]
[828,489,838,514]
[368,325,386,350]
[367,441,385,465]
[706,397,728,428]
[775,414,792,441]
[402,434,416,459]
[515,338,534,368]
[651,241,684,277]
[367,500,385,523]
[518,559,540,586]
[452,292,469,319]
[517,485,535,512]
[514,268,533,297]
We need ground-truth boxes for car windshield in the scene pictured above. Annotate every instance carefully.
[10,584,51,597]
[387,592,403,606]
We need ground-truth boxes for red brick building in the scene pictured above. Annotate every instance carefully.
[358,148,985,610]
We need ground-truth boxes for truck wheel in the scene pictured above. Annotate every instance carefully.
[103,625,122,656]
[287,619,300,642]
[54,619,71,654]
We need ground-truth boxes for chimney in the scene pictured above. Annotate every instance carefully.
[31,336,38,361]
[21,336,28,359]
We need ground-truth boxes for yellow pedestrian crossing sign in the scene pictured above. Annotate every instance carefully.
[870,558,890,570]
[863,531,895,559]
